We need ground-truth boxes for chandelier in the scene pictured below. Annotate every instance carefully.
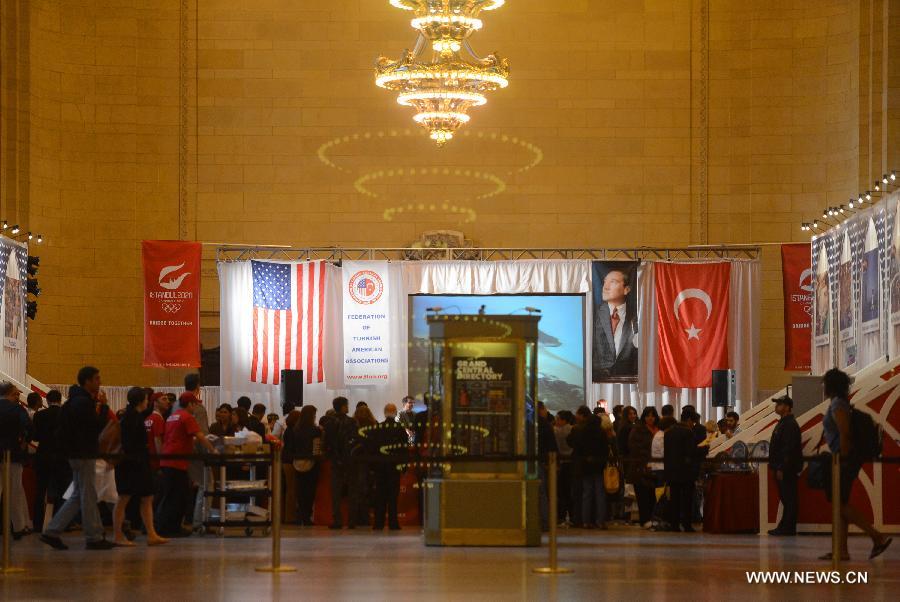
[375,1,509,146]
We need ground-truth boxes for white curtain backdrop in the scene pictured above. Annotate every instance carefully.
[403,259,591,294]
[217,258,759,420]
[218,261,408,419]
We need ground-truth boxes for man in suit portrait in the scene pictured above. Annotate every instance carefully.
[592,264,638,382]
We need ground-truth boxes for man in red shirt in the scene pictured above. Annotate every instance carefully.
[153,392,215,537]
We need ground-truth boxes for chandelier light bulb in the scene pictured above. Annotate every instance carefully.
[11,225,19,235]
[432,39,461,53]
[36,234,43,244]
[27,232,33,240]
[865,191,872,201]
[875,181,881,192]
[848,200,854,209]
[883,174,889,184]
[813,220,820,229]
[1,221,7,230]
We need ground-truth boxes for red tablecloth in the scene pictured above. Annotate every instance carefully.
[703,472,759,534]
[311,460,421,527]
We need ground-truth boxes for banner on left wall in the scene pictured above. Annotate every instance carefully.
[142,240,201,367]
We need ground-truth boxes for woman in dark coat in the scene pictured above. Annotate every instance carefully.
[113,387,168,546]
[627,407,659,528]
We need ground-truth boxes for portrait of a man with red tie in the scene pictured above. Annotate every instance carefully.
[592,261,639,383]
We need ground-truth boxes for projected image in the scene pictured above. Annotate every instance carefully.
[408,295,585,412]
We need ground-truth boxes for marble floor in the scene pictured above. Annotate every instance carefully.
[1,526,896,600]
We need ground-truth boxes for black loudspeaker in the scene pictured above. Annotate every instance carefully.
[711,369,735,408]
[280,369,303,414]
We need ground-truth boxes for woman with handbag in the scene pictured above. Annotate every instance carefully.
[627,407,660,528]
[288,406,322,526]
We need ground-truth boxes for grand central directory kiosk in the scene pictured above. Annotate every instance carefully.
[423,314,540,546]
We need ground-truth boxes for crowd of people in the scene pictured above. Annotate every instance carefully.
[0,366,891,560]
[542,401,712,532]
[0,368,420,550]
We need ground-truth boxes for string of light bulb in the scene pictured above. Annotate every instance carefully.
[800,170,896,233]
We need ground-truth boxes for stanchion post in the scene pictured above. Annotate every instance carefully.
[256,445,296,573]
[533,451,572,575]
[831,452,842,570]
[1,449,24,574]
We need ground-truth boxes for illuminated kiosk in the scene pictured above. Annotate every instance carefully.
[423,313,540,547]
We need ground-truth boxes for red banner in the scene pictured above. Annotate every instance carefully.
[142,240,202,368]
[781,243,812,371]
[656,262,730,388]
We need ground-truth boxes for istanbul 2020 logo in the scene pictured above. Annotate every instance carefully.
[348,270,384,305]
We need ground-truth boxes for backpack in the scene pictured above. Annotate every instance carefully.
[849,406,881,461]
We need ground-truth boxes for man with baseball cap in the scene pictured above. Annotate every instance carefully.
[768,395,802,536]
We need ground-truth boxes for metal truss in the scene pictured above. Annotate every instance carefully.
[213,245,761,263]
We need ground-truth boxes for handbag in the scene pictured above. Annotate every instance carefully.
[292,436,322,473]
[603,464,621,493]
[98,419,122,467]
[807,452,831,490]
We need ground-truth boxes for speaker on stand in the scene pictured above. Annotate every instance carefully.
[280,369,304,415]
[711,369,736,420]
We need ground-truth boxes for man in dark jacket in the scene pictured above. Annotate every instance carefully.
[567,406,609,529]
[371,403,409,530]
[0,381,31,537]
[324,396,359,529]
[40,366,115,550]
[32,389,71,532]
[768,395,802,536]
[664,407,703,532]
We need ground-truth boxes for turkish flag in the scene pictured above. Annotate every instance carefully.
[656,262,730,388]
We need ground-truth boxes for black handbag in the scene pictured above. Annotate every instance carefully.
[807,452,831,490]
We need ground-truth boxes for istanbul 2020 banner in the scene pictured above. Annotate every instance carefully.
[142,240,201,368]
[781,243,812,371]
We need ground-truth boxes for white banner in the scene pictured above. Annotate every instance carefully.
[342,261,391,386]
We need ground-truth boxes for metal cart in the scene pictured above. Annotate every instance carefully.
[201,439,272,537]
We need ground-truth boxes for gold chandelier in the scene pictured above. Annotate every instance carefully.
[375,1,509,146]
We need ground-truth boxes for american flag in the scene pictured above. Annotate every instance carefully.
[251,260,327,385]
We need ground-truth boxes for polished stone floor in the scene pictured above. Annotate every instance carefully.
[1,526,896,600]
